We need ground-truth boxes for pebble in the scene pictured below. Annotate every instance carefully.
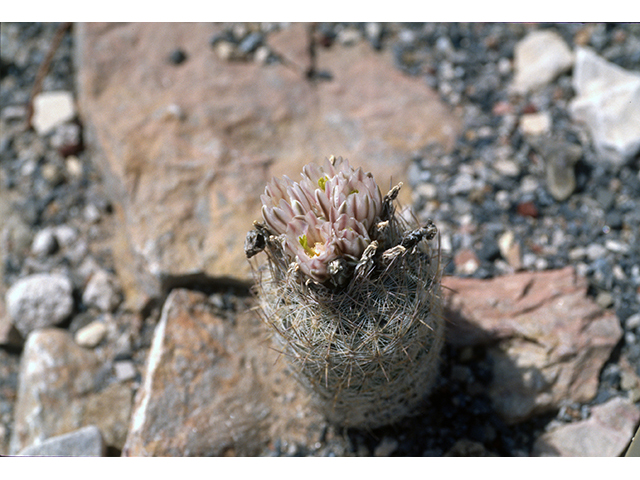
[626,313,640,330]
[75,320,108,348]
[374,436,399,457]
[32,91,76,135]
[569,47,640,164]
[5,273,74,337]
[17,425,106,456]
[511,30,574,94]
[169,49,187,65]
[31,227,59,256]
[114,360,137,382]
[82,269,121,312]
[596,292,614,309]
[520,112,551,136]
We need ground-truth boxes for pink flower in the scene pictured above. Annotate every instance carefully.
[261,157,383,282]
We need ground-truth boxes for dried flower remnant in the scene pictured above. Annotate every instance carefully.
[246,156,445,429]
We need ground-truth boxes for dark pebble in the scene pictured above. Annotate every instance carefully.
[169,49,187,65]
[238,32,262,54]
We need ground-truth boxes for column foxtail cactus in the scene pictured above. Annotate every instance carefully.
[245,156,445,429]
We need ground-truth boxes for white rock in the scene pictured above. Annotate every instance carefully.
[31,228,58,256]
[82,269,121,312]
[6,273,74,337]
[511,30,574,94]
[75,320,108,348]
[17,425,105,457]
[32,91,76,135]
[569,47,640,165]
[114,360,137,382]
[52,224,78,247]
[520,112,552,136]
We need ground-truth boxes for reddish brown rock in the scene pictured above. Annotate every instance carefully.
[74,23,461,306]
[532,397,640,456]
[443,266,622,423]
[122,289,325,456]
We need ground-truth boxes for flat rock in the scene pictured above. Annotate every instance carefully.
[122,289,325,456]
[18,425,106,457]
[569,47,640,165]
[443,266,622,424]
[32,91,76,135]
[532,397,640,456]
[5,273,74,337]
[74,23,461,306]
[9,329,133,453]
[511,30,574,94]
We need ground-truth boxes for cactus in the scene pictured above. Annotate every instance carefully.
[245,156,445,429]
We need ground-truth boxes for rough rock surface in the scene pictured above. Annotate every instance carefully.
[443,266,622,424]
[122,289,325,456]
[532,397,640,456]
[74,22,461,306]
[569,47,640,164]
[18,425,106,456]
[5,273,74,337]
[511,30,574,94]
[9,329,133,454]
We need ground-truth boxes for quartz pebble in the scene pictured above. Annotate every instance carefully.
[32,91,76,135]
[6,273,74,337]
[75,320,108,348]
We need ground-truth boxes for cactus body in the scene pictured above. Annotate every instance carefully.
[247,157,445,429]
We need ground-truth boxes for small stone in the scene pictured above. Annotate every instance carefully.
[52,225,78,247]
[493,159,520,177]
[169,49,187,65]
[511,30,574,94]
[454,249,480,275]
[586,243,607,261]
[17,425,105,457]
[6,273,74,337]
[31,228,59,256]
[75,321,108,348]
[533,397,640,456]
[114,361,137,382]
[50,122,82,156]
[254,46,270,64]
[626,313,640,330]
[374,437,398,457]
[569,47,640,164]
[215,41,236,61]
[520,112,551,136]
[338,27,361,46]
[32,91,76,135]
[65,155,83,177]
[238,32,262,55]
[595,292,614,309]
[498,231,521,269]
[604,239,629,254]
[84,203,101,223]
[82,269,121,312]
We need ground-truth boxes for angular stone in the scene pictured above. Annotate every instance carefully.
[511,30,574,94]
[9,329,132,453]
[32,91,76,135]
[74,23,461,305]
[443,266,622,424]
[82,269,121,312]
[5,273,74,337]
[18,425,106,457]
[122,289,324,456]
[569,47,640,165]
[532,397,640,456]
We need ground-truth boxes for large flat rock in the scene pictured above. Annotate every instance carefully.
[122,289,324,456]
[74,23,461,305]
[443,266,622,424]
